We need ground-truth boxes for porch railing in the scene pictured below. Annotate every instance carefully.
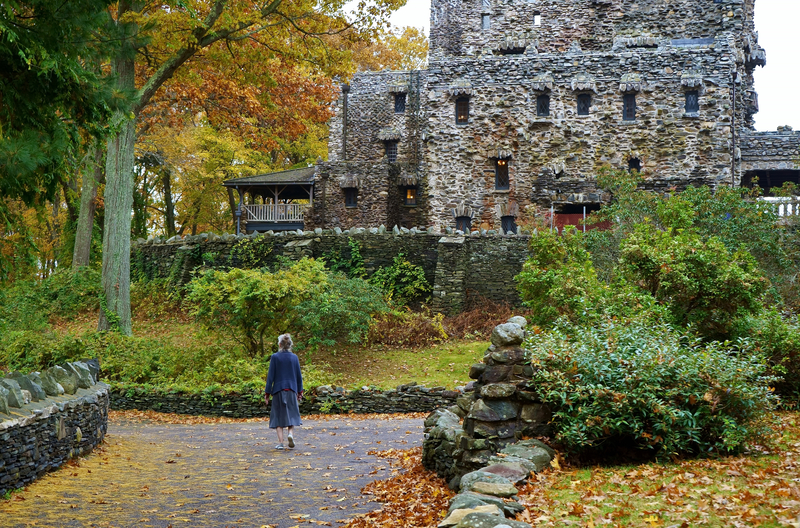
[758,197,800,218]
[241,204,307,222]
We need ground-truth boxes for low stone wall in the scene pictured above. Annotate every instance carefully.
[0,384,109,496]
[130,228,530,314]
[109,382,461,418]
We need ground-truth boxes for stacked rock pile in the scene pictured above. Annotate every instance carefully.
[0,360,99,413]
[422,317,556,527]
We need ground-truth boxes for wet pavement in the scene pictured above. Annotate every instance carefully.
[0,415,425,528]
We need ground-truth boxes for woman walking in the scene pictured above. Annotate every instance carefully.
[265,333,304,449]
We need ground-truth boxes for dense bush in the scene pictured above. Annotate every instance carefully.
[527,319,778,459]
[369,253,431,306]
[367,307,448,348]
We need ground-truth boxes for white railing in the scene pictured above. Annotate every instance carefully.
[241,204,307,222]
[758,197,800,218]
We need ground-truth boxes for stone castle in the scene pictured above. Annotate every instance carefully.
[226,0,800,234]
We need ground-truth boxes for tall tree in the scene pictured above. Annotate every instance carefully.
[99,0,403,334]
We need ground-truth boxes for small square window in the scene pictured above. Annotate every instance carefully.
[481,14,490,29]
[623,93,637,121]
[577,93,591,115]
[455,216,472,233]
[404,187,417,206]
[344,188,358,207]
[456,97,470,124]
[394,93,406,113]
[534,13,542,26]
[536,94,550,117]
[386,141,398,163]
[495,159,510,190]
[628,158,641,173]
[501,215,517,234]
[685,90,699,113]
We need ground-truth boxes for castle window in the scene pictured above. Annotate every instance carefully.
[456,96,470,124]
[534,12,542,26]
[455,216,472,233]
[481,14,490,29]
[404,187,417,206]
[385,141,398,163]
[344,188,358,207]
[577,93,591,115]
[685,90,699,113]
[495,159,510,190]
[623,93,637,121]
[394,93,406,113]
[628,158,642,173]
[501,215,517,234]
[536,94,550,117]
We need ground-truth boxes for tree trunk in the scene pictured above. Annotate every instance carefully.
[162,167,176,238]
[73,145,102,269]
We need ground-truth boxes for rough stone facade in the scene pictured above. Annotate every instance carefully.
[110,383,459,418]
[309,0,800,233]
[131,229,530,313]
[1,362,109,496]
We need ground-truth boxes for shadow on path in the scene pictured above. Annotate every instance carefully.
[1,415,425,528]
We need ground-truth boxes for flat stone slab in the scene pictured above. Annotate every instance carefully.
[440,504,504,527]
[460,470,514,491]
[480,462,530,484]
[449,491,524,516]
[455,512,532,528]
[469,480,519,498]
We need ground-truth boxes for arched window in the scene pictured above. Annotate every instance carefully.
[455,216,472,233]
[456,97,470,124]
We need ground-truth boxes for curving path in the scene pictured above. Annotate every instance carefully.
[0,414,425,528]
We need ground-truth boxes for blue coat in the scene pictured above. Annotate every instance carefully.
[265,350,304,395]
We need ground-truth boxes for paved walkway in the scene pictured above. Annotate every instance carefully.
[0,415,425,528]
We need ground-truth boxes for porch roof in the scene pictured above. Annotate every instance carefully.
[223,166,316,187]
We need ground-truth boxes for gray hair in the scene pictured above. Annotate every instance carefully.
[278,333,293,351]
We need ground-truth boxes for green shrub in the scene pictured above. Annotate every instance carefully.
[185,258,329,357]
[295,273,388,348]
[526,319,778,459]
[369,253,430,306]
[324,238,366,278]
[620,225,768,340]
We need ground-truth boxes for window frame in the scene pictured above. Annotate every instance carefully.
[495,158,510,190]
[501,215,517,234]
[577,93,591,116]
[385,141,398,163]
[628,157,642,173]
[481,14,490,29]
[455,216,472,233]
[394,92,407,114]
[344,188,358,208]
[536,94,550,117]
[455,96,470,125]
[684,90,700,114]
[403,186,418,206]
[623,93,637,121]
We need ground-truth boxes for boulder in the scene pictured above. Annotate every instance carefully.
[80,358,100,382]
[468,400,518,422]
[440,505,504,527]
[0,379,26,408]
[64,362,93,388]
[48,366,78,394]
[486,455,539,475]
[20,389,32,405]
[454,513,531,528]
[469,480,519,498]
[507,316,527,329]
[8,371,46,401]
[39,370,65,396]
[480,462,530,484]
[425,408,462,429]
[459,470,513,492]
[489,348,526,365]
[448,492,524,516]
[468,363,486,380]
[520,404,551,424]
[499,441,554,473]
[480,383,516,399]
[0,385,10,415]
[490,323,524,347]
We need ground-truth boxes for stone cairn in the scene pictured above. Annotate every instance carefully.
[422,317,554,528]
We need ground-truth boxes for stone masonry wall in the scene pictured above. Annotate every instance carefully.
[131,229,530,313]
[741,129,800,172]
[1,384,109,497]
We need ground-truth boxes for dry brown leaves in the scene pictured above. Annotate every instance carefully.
[109,410,428,425]
[342,447,455,528]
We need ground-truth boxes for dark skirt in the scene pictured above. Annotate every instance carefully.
[269,390,302,429]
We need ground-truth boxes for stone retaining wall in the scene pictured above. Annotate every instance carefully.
[109,383,460,418]
[130,229,530,313]
[0,384,109,497]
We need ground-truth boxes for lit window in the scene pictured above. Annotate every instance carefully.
[456,96,470,124]
[577,93,591,115]
[386,141,398,163]
[344,188,358,207]
[394,93,406,113]
[495,159,510,190]
[536,94,550,117]
[685,90,699,113]
[404,187,417,206]
[455,216,472,233]
[623,93,636,121]
[534,12,542,26]
[628,158,641,173]
[481,14,490,29]
[501,215,517,234]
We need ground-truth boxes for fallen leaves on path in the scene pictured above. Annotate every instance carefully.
[109,409,428,425]
[342,447,455,528]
